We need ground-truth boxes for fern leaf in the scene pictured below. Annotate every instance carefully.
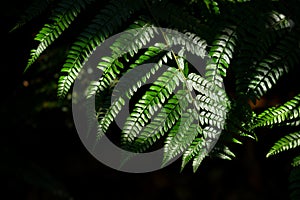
[128,89,191,153]
[187,73,229,106]
[10,0,51,32]
[97,51,172,139]
[96,24,159,92]
[254,93,300,128]
[235,11,293,99]
[25,0,94,71]
[162,109,200,166]
[181,137,205,171]
[110,19,158,58]
[121,67,183,144]
[164,30,207,58]
[57,0,144,99]
[292,155,300,167]
[267,131,300,157]
[205,27,237,87]
[192,148,207,172]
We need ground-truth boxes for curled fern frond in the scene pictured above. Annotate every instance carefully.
[267,131,300,157]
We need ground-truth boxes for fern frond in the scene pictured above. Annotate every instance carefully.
[58,0,145,99]
[110,19,158,58]
[187,73,228,105]
[209,145,236,160]
[267,131,300,157]
[97,51,172,139]
[205,26,237,87]
[128,89,191,153]
[162,109,200,166]
[96,24,159,92]
[245,32,300,100]
[181,137,205,171]
[292,155,300,167]
[164,30,207,58]
[121,67,183,143]
[25,0,94,71]
[10,0,51,32]
[254,93,300,128]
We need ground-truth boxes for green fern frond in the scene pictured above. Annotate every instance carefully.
[25,0,94,71]
[210,145,236,160]
[164,31,207,58]
[163,109,201,167]
[192,147,207,172]
[128,89,191,153]
[58,0,145,99]
[292,155,300,167]
[110,19,158,58]
[96,23,159,92]
[97,51,172,140]
[254,93,300,128]
[267,131,300,157]
[10,0,51,32]
[181,137,205,171]
[121,67,183,143]
[187,73,228,105]
[246,33,300,100]
[205,27,237,87]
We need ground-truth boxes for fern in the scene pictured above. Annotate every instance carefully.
[254,93,300,128]
[25,0,94,71]
[19,1,300,196]
[10,0,51,32]
[267,131,300,157]
[58,0,145,99]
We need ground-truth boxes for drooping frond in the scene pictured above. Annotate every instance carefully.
[128,89,191,153]
[205,26,237,87]
[267,131,300,157]
[245,31,300,100]
[121,67,183,143]
[96,22,158,92]
[254,93,300,128]
[110,19,158,58]
[96,50,171,140]
[57,0,145,99]
[10,0,51,32]
[163,109,201,166]
[292,155,300,167]
[25,0,94,71]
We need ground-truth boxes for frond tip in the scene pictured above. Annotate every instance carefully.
[267,131,300,158]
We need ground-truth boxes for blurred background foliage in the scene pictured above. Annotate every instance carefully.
[2,0,299,199]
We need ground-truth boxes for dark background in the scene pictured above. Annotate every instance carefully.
[1,1,297,199]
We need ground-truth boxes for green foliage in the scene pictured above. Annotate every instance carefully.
[19,0,300,198]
